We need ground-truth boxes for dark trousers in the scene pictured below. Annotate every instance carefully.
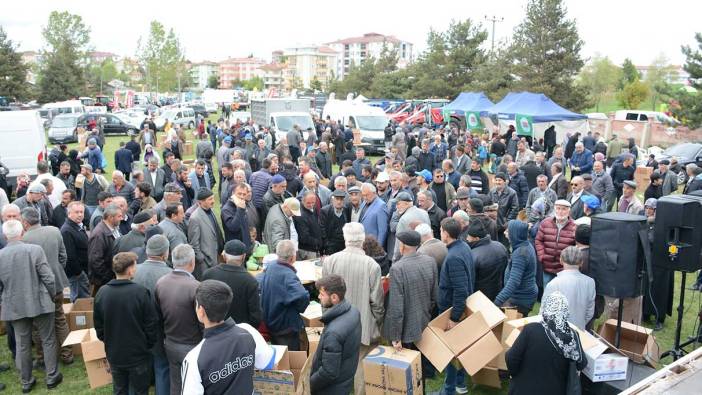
[112,361,151,395]
[289,146,301,164]
[164,340,196,395]
[270,331,300,351]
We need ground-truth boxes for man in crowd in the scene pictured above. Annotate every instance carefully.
[158,203,187,259]
[418,190,446,240]
[21,207,73,365]
[221,183,251,250]
[130,182,157,215]
[360,183,389,246]
[489,173,519,246]
[352,148,371,181]
[569,142,594,177]
[609,153,636,210]
[384,230,437,359]
[88,204,123,293]
[294,191,322,259]
[507,162,529,209]
[416,222,448,270]
[535,199,577,289]
[591,160,614,209]
[466,221,509,301]
[525,174,558,220]
[132,235,173,395]
[0,219,63,392]
[309,275,362,394]
[94,252,158,395]
[323,222,384,394]
[108,170,135,205]
[439,218,475,394]
[155,244,201,395]
[181,280,274,394]
[144,157,166,202]
[203,240,261,327]
[467,159,489,195]
[262,174,291,219]
[61,201,90,301]
[542,246,596,330]
[619,180,644,214]
[261,240,310,351]
[657,159,679,196]
[154,183,182,222]
[188,188,225,279]
[321,189,349,256]
[263,197,301,252]
[567,176,592,220]
[14,183,50,226]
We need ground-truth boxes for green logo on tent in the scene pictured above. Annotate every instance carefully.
[516,114,533,136]
[467,113,479,128]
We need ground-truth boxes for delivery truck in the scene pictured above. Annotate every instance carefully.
[250,98,314,142]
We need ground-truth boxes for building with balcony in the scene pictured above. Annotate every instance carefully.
[326,32,413,80]
[218,57,266,89]
[189,61,218,91]
[278,46,339,90]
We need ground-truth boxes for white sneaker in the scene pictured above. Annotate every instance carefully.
[456,386,469,394]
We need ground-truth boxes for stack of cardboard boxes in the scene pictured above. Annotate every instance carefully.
[62,298,113,389]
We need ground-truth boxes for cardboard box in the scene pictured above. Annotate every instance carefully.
[68,298,94,331]
[472,366,502,389]
[415,291,504,373]
[62,329,111,389]
[599,319,660,366]
[62,303,73,316]
[500,315,542,346]
[301,302,323,328]
[253,345,311,395]
[579,328,629,382]
[487,324,508,370]
[363,346,422,395]
[304,327,323,357]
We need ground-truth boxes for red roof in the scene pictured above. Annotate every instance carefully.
[317,46,339,54]
[260,62,285,71]
[326,33,402,45]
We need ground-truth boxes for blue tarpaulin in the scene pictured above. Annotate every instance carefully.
[487,92,586,122]
[442,92,495,115]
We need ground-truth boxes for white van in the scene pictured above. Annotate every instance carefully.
[614,110,680,125]
[154,107,196,130]
[323,98,390,154]
[0,110,47,188]
[42,100,85,115]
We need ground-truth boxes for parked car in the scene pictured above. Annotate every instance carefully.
[204,102,218,113]
[78,113,139,136]
[48,113,82,143]
[154,107,196,130]
[190,104,209,118]
[0,110,47,189]
[654,142,702,184]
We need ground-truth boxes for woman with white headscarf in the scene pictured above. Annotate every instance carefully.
[506,292,587,395]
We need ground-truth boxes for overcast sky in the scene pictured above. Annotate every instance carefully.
[2,0,700,66]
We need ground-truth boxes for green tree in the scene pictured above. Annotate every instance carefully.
[578,54,622,111]
[38,11,90,102]
[0,27,30,101]
[510,0,588,111]
[645,54,677,111]
[207,74,220,89]
[672,33,702,127]
[470,43,514,102]
[242,76,264,91]
[137,21,187,92]
[310,76,322,91]
[87,58,119,95]
[406,20,488,98]
[38,43,84,103]
[42,11,91,56]
[619,58,640,89]
[617,80,650,109]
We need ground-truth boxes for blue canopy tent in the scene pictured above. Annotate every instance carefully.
[486,91,589,142]
[487,92,586,122]
[442,92,495,115]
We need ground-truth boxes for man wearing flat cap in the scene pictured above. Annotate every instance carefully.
[384,230,437,357]
[13,183,50,226]
[115,210,155,254]
[188,188,225,279]
[202,240,261,328]
[390,191,430,262]
[618,180,644,215]
[656,159,679,196]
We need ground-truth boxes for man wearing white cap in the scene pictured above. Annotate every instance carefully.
[618,180,644,215]
[13,183,50,226]
[263,197,301,251]
[535,199,577,289]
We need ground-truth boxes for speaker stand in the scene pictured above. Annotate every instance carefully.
[615,298,624,348]
[661,272,690,361]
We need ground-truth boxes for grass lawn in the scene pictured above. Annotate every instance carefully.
[2,111,698,393]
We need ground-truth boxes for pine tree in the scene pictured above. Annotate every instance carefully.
[619,58,640,89]
[0,27,29,101]
[38,43,85,103]
[510,0,588,111]
[673,33,702,127]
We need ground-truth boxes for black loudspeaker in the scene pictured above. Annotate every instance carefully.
[589,212,648,298]
[653,195,702,272]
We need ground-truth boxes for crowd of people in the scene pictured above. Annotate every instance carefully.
[0,114,696,394]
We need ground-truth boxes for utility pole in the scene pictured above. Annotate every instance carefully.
[484,15,504,53]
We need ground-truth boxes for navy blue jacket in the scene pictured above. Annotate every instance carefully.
[438,239,475,322]
[220,200,251,251]
[114,148,133,174]
[495,220,538,308]
[509,171,530,209]
[261,261,310,334]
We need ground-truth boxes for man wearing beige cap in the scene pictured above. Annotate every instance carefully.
[618,180,644,214]
[263,196,301,251]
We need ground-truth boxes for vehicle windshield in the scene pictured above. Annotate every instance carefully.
[52,117,77,128]
[664,144,701,159]
[355,116,388,131]
[56,107,74,114]
[275,115,314,132]
[161,110,177,120]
